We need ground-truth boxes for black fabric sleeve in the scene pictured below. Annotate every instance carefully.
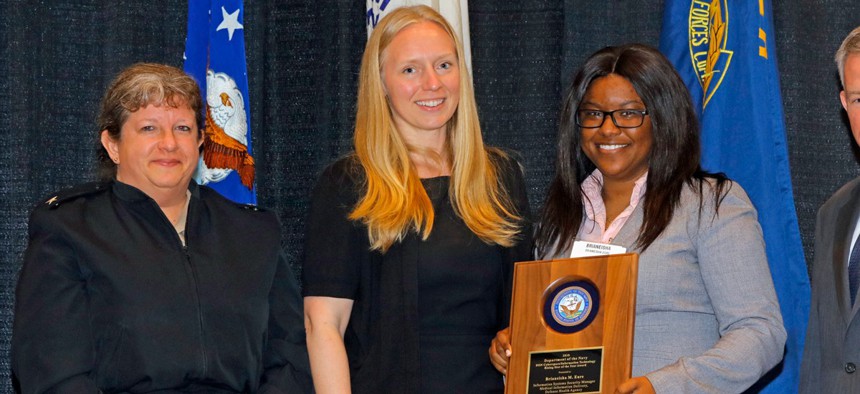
[260,250,314,393]
[495,152,535,327]
[301,159,365,299]
[11,208,100,394]
[504,154,535,263]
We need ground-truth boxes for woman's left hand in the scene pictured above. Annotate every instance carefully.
[615,376,655,394]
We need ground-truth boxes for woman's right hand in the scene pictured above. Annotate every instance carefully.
[489,326,512,374]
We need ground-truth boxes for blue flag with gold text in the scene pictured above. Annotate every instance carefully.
[184,0,256,205]
[659,1,809,392]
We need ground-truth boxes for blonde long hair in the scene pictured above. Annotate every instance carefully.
[350,5,521,252]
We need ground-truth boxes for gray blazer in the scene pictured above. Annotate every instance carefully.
[800,176,860,392]
[551,180,786,393]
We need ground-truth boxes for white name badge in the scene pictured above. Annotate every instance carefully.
[570,240,627,258]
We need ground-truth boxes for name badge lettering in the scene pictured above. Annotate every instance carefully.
[570,240,627,258]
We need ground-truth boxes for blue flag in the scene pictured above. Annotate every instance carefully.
[184,0,256,205]
[659,1,809,392]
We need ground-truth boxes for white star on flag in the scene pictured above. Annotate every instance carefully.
[216,6,243,41]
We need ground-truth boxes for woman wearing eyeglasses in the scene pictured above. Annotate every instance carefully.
[490,44,786,393]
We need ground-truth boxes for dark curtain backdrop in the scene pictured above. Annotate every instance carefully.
[0,0,857,391]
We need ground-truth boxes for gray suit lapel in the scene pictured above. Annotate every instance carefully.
[614,202,644,253]
[835,183,860,321]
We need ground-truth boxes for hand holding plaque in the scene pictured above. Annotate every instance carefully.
[505,254,638,394]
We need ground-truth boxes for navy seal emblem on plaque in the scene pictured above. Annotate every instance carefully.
[543,280,600,334]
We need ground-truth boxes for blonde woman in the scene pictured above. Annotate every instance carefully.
[302,6,532,394]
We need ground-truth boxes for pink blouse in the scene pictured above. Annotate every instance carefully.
[577,170,648,244]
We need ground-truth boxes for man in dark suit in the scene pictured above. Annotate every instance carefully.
[800,26,860,393]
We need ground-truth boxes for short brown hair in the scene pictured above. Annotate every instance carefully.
[836,26,860,88]
[96,63,203,179]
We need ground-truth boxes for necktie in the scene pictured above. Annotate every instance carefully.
[848,232,860,305]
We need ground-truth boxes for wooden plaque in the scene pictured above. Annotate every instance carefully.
[505,254,638,394]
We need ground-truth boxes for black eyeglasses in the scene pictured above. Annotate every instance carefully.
[575,109,649,128]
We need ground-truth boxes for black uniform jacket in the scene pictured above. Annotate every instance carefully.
[12,180,312,393]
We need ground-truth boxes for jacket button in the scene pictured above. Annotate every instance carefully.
[846,362,857,373]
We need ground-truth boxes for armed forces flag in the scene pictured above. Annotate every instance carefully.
[184,0,256,205]
[660,1,810,392]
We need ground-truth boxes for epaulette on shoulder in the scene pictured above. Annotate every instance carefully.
[41,182,110,210]
[237,203,267,213]
[196,185,270,213]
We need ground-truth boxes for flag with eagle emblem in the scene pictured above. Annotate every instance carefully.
[659,1,809,392]
[184,0,256,205]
